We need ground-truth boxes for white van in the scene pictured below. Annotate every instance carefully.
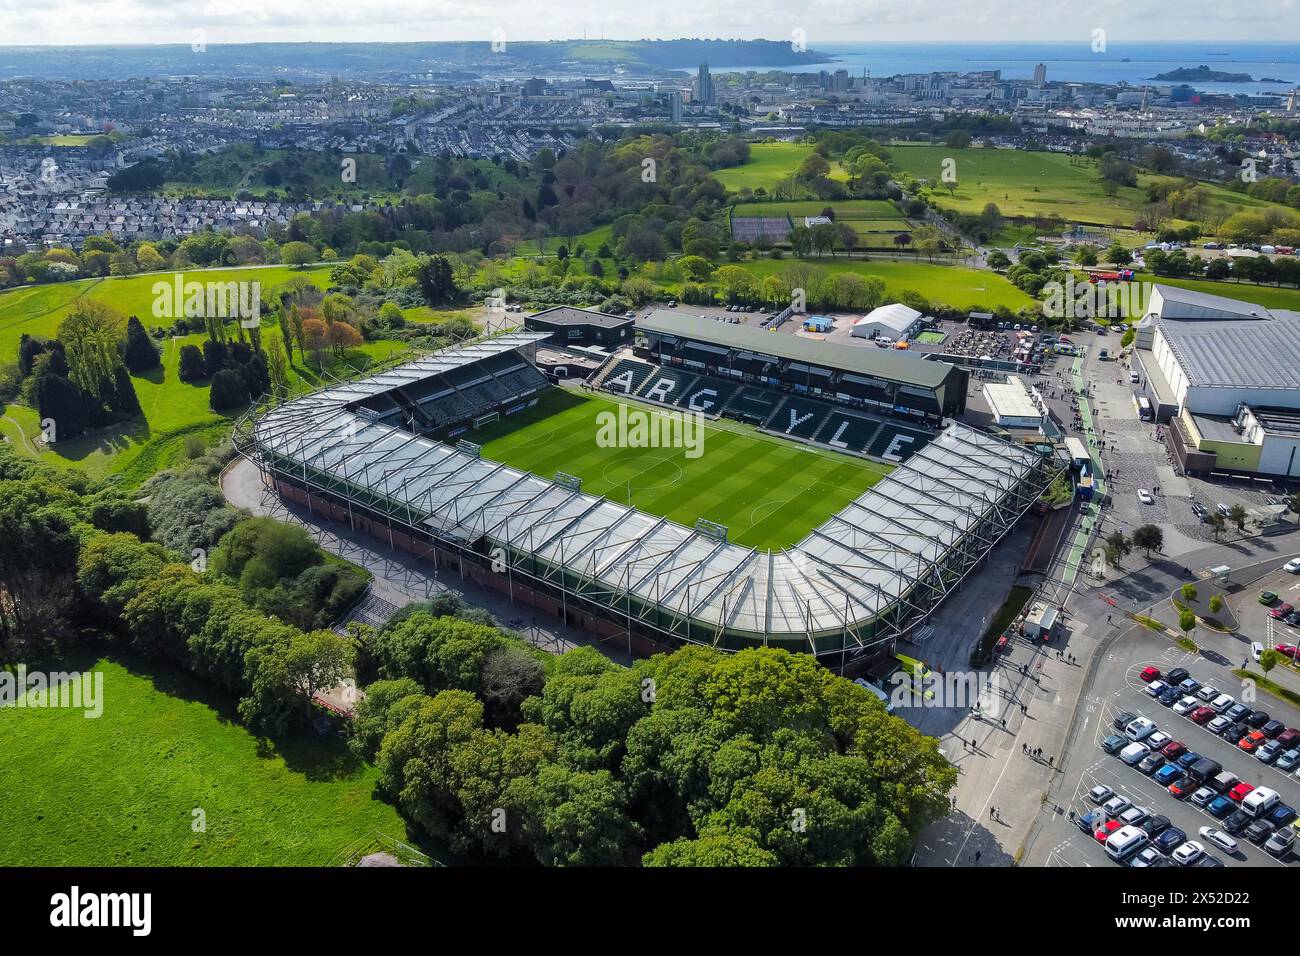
[1242,786,1279,819]
[1252,642,1265,663]
[1125,717,1156,741]
[1106,825,1149,862]
[1119,742,1150,765]
[853,678,895,715]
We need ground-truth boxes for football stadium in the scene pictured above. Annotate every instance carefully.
[236,323,1063,666]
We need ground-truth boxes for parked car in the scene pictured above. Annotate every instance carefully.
[1153,764,1184,786]
[1112,711,1137,732]
[1077,808,1103,833]
[1172,841,1205,865]
[1271,603,1295,619]
[1223,809,1252,835]
[1195,685,1219,703]
[1140,666,1161,683]
[1224,721,1252,742]
[1239,730,1267,753]
[1224,703,1251,723]
[1102,734,1127,754]
[1094,819,1123,843]
[1126,717,1157,740]
[1245,820,1275,844]
[1146,731,1172,751]
[1157,687,1182,706]
[1128,846,1165,868]
[1177,678,1202,695]
[1261,719,1286,738]
[1276,728,1300,749]
[1088,784,1114,804]
[1137,489,1154,505]
[1153,827,1186,854]
[1102,795,1133,818]
[1190,706,1216,725]
[1138,752,1166,775]
[1193,855,1224,867]
[1269,803,1297,828]
[1199,826,1239,855]
[1166,668,1190,684]
[1190,787,1217,808]
[1260,590,1278,605]
[1142,814,1172,837]
[1145,680,1169,698]
[1120,742,1151,766]
[1247,710,1271,729]
[1206,796,1234,819]
[1119,806,1151,827]
[1207,716,1232,735]
[1229,783,1255,802]
[1176,751,1202,769]
[1276,748,1300,772]
[1285,558,1300,573]
[1168,776,1200,799]
[1264,828,1295,858]
[1256,740,1284,763]
[1210,694,1235,714]
[1161,741,1188,760]
[1172,696,1200,716]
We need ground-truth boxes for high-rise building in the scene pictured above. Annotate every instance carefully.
[1033,63,1047,87]
[695,63,714,105]
[833,69,850,93]
[670,90,683,123]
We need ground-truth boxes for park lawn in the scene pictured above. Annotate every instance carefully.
[0,263,334,362]
[732,199,904,220]
[735,258,1036,311]
[513,223,614,257]
[0,656,414,866]
[0,334,406,484]
[464,388,891,550]
[713,143,849,192]
[889,145,1157,227]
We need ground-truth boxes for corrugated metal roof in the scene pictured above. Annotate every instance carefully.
[636,310,954,389]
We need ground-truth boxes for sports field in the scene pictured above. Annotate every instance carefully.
[0,656,415,866]
[713,143,850,192]
[464,388,891,550]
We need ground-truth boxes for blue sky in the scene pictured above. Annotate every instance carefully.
[0,0,1296,46]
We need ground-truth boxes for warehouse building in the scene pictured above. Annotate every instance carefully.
[851,303,926,342]
[1130,285,1300,477]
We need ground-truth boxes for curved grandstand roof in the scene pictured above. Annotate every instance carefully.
[248,335,1056,652]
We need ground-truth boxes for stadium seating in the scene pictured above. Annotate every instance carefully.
[815,411,883,453]
[767,395,834,440]
[674,374,742,414]
[599,358,657,396]
[864,421,934,463]
[636,366,699,405]
[724,386,782,423]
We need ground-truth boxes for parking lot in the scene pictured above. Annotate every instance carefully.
[1041,626,1300,869]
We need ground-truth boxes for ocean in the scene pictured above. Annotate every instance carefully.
[709,41,1300,95]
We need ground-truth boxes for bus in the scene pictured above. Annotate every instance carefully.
[1063,436,1090,466]
[1136,395,1153,422]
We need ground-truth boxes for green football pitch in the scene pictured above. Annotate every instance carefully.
[464,388,891,550]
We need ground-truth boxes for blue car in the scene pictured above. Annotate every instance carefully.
[1177,751,1202,769]
[1207,796,1234,818]
[1269,803,1297,828]
[1102,734,1127,754]
[1153,764,1184,786]
[1154,827,1186,854]
[1076,808,1102,833]
[1158,687,1181,706]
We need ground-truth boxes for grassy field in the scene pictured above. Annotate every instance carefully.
[890,145,1290,235]
[0,264,397,483]
[713,143,849,192]
[732,199,904,220]
[735,258,1036,311]
[0,656,416,866]
[464,388,890,550]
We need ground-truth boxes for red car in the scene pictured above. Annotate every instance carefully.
[1140,666,1161,683]
[1161,741,1188,759]
[1276,644,1299,660]
[1229,783,1256,802]
[1239,730,1267,752]
[1277,728,1300,749]
[1093,819,1122,843]
[1190,706,1216,724]
[1271,603,1295,619]
[1169,776,1199,798]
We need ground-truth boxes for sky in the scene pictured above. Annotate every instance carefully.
[0,0,1298,46]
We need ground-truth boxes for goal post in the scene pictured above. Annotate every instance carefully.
[473,411,499,429]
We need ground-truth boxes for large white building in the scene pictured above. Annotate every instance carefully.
[851,303,925,342]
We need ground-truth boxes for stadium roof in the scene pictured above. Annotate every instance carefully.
[638,310,954,389]
[249,335,1052,650]
[526,306,631,329]
[1150,283,1272,321]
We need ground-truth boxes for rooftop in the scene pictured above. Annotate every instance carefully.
[638,310,955,390]
[526,306,632,329]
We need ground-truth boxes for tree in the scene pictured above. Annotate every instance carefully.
[1180,583,1198,602]
[417,254,458,305]
[1228,503,1248,531]
[280,241,317,268]
[1104,530,1131,569]
[300,318,330,368]
[281,630,354,718]
[986,249,1010,271]
[1260,649,1278,675]
[177,344,205,383]
[58,298,127,404]
[1132,524,1163,558]
[122,315,160,373]
[1178,608,1197,644]
[209,368,251,411]
[1208,511,1227,541]
[1208,594,1223,616]
[1105,242,1133,267]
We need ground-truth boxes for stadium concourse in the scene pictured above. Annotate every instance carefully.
[235,330,1064,668]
